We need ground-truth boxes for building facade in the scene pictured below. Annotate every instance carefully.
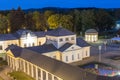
[1,27,90,63]
[85,29,98,42]
[6,46,119,80]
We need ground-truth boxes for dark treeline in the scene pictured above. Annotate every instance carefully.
[0,7,120,35]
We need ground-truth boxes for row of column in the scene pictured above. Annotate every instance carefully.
[19,59,61,80]
[7,55,18,70]
[7,55,62,80]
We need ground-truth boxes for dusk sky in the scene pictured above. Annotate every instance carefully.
[0,0,120,10]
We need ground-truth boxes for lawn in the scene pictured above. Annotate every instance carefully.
[9,71,35,80]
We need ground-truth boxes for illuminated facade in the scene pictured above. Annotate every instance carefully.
[1,27,90,63]
[6,45,119,80]
[5,46,96,80]
[85,29,98,42]
[0,29,46,53]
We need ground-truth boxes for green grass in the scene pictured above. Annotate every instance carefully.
[9,71,35,80]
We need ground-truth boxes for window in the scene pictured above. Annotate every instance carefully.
[86,51,88,56]
[71,37,74,40]
[66,38,69,41]
[59,38,63,42]
[0,45,2,50]
[32,43,35,46]
[78,54,80,59]
[66,56,68,62]
[39,42,41,45]
[72,55,74,60]
[24,44,26,47]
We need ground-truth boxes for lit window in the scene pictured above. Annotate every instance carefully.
[59,38,63,42]
[66,38,69,41]
[71,37,74,40]
[0,45,2,50]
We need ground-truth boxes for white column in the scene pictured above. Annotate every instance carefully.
[27,62,30,75]
[46,72,48,80]
[9,56,12,68]
[40,70,43,80]
[35,66,38,80]
[23,60,26,73]
[7,56,10,66]
[12,58,15,70]
[31,64,34,77]
[52,75,55,80]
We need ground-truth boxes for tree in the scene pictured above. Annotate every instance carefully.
[72,9,81,33]
[0,14,8,33]
[47,14,61,29]
[60,15,73,30]
[32,11,47,31]
[81,10,95,31]
[8,7,25,32]
[25,12,35,30]
[95,9,114,31]
[44,10,54,20]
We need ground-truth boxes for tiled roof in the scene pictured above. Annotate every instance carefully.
[6,45,119,80]
[0,34,18,41]
[77,38,90,47]
[59,43,72,52]
[6,45,22,57]
[85,29,98,33]
[34,31,46,37]
[0,28,75,41]
[47,27,75,36]
[26,44,58,54]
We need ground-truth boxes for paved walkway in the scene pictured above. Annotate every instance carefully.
[0,66,11,80]
[71,51,120,69]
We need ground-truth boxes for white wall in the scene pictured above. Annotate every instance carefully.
[46,35,76,49]
[62,45,82,63]
[20,36,37,47]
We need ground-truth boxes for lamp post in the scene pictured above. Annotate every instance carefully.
[99,45,102,62]
[104,41,107,52]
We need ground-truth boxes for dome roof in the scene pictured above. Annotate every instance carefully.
[85,29,98,33]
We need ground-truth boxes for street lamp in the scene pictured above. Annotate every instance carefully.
[99,45,102,62]
[104,41,107,52]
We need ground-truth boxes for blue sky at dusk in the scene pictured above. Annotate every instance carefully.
[0,0,120,10]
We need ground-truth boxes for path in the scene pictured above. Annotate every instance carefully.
[0,66,12,80]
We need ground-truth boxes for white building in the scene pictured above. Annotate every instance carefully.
[1,27,90,63]
[85,29,98,42]
[26,27,90,63]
